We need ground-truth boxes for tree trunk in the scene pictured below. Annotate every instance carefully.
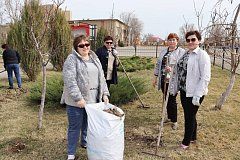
[215,4,240,110]
[38,63,47,129]
[215,72,236,110]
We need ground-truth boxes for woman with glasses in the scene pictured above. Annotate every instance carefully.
[61,35,110,160]
[174,30,211,149]
[153,33,185,130]
[96,35,118,89]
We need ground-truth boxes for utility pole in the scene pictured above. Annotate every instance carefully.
[110,1,114,37]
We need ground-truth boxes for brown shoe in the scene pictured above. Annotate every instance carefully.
[163,118,171,123]
[171,122,178,130]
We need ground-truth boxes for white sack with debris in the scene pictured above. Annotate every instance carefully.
[85,102,125,160]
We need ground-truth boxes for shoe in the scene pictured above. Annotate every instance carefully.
[190,140,197,144]
[163,118,171,123]
[171,122,178,130]
[67,155,75,160]
[80,144,87,149]
[8,86,13,89]
[180,144,189,150]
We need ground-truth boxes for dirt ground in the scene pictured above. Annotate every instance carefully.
[0,66,240,160]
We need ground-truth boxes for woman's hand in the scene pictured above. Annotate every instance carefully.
[103,95,109,104]
[76,99,86,108]
[165,66,172,73]
[192,96,200,106]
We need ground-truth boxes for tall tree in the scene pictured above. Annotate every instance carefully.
[7,1,42,81]
[119,12,143,45]
[8,0,67,128]
[2,0,22,23]
[0,1,4,24]
[49,9,72,71]
[214,3,240,109]
[179,22,196,45]
[203,1,240,109]
[95,26,108,51]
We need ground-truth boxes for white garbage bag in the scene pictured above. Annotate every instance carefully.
[85,102,125,160]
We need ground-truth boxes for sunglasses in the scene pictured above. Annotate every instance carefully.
[105,41,113,44]
[186,38,197,43]
[78,43,90,48]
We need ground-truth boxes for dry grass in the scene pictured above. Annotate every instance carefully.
[0,66,240,160]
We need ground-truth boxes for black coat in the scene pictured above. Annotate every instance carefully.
[96,46,118,84]
[2,49,20,68]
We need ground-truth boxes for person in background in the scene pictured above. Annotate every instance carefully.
[153,33,185,130]
[1,44,22,89]
[61,35,110,160]
[174,30,211,149]
[96,35,118,89]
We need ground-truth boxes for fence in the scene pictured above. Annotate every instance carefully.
[207,46,240,74]
[116,45,240,74]
[116,45,167,57]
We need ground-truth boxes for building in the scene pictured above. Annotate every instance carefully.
[0,24,10,43]
[68,21,95,39]
[69,19,128,45]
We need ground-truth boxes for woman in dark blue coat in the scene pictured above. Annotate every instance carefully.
[96,36,118,89]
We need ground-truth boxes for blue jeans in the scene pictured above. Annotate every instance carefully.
[67,105,87,155]
[6,64,22,88]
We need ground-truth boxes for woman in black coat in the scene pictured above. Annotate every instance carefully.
[96,36,118,89]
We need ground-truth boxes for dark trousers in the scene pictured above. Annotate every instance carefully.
[106,80,111,89]
[161,80,178,122]
[180,91,204,146]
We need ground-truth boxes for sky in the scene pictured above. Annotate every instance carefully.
[42,0,239,39]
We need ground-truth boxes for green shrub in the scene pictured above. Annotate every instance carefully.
[109,76,148,105]
[29,73,63,105]
[29,73,148,106]
[118,56,154,72]
[118,40,124,47]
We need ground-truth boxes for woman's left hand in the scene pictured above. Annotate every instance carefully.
[103,95,109,104]
[165,66,172,72]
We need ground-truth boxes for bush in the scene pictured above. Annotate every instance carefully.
[109,76,148,105]
[118,40,124,47]
[118,56,154,72]
[29,73,63,105]
[29,73,148,106]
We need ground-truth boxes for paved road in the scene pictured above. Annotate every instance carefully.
[1,48,239,80]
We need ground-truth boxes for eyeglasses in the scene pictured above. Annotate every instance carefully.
[78,43,90,48]
[105,41,113,44]
[186,38,197,43]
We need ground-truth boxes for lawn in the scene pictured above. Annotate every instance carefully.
[0,65,240,160]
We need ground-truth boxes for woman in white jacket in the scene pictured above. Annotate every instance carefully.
[176,31,211,149]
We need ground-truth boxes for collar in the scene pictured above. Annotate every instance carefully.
[104,45,112,51]
[168,46,178,52]
[72,49,97,60]
[188,46,200,54]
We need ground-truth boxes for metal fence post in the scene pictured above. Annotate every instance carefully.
[213,49,216,66]
[155,43,159,58]
[134,45,137,56]
[222,47,225,70]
